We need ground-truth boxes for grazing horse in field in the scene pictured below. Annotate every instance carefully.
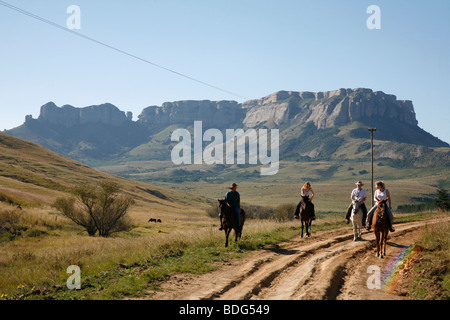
[371,199,390,258]
[299,195,313,238]
[350,199,363,241]
[218,199,246,247]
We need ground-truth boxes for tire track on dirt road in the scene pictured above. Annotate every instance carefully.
[147,217,448,300]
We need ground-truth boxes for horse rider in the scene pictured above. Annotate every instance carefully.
[294,182,316,220]
[366,181,395,232]
[219,183,241,230]
[345,181,368,226]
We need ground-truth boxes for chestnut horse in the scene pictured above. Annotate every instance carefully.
[371,199,390,258]
[218,199,246,247]
[299,195,313,238]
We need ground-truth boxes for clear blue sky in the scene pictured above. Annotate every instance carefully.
[0,0,449,143]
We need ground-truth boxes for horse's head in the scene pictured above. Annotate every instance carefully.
[218,199,230,216]
[376,198,389,216]
[352,199,360,214]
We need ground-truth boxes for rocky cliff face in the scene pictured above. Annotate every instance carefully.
[36,102,133,127]
[30,89,418,131]
[242,88,418,129]
[137,100,244,129]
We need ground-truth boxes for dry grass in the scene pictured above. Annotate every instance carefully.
[0,202,343,298]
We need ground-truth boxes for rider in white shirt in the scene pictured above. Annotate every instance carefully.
[345,181,368,226]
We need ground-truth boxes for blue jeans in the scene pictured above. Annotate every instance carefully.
[366,203,394,226]
[232,207,241,227]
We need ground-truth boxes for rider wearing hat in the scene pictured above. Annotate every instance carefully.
[219,183,241,230]
[345,181,368,226]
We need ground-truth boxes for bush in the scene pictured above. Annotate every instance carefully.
[273,203,296,222]
[53,181,135,237]
[0,209,26,235]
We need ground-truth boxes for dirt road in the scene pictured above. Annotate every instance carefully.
[148,218,447,300]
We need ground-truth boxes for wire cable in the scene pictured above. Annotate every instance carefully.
[0,0,250,100]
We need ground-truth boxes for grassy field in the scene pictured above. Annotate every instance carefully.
[0,202,442,300]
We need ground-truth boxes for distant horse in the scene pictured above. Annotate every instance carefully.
[299,196,313,238]
[350,199,363,241]
[148,218,156,223]
[371,199,390,258]
[218,199,246,247]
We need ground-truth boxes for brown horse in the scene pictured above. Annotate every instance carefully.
[371,199,390,258]
[218,199,246,247]
[299,195,313,238]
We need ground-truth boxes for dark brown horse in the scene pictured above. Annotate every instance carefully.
[371,199,390,258]
[218,199,246,247]
[299,195,313,238]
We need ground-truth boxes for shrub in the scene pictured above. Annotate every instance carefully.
[0,209,26,235]
[434,188,450,212]
[53,181,135,237]
[273,203,296,222]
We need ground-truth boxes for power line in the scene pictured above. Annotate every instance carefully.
[0,0,250,100]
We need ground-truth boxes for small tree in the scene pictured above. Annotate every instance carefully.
[434,188,450,212]
[53,181,135,237]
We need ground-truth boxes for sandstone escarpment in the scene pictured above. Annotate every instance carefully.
[242,88,418,129]
[36,102,133,127]
[137,100,244,129]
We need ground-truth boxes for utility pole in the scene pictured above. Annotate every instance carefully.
[368,128,377,207]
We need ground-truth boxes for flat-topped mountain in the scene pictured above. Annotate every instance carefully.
[37,102,133,128]
[242,88,417,128]
[5,88,449,166]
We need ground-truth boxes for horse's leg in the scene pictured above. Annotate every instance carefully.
[225,229,231,247]
[383,230,388,256]
[380,231,385,258]
[308,220,312,237]
[358,214,362,239]
[301,221,304,238]
[306,220,309,237]
[352,216,357,241]
[375,231,380,257]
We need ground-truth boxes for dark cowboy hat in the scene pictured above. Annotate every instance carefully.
[229,183,238,189]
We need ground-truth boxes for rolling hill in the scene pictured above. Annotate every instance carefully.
[0,132,209,213]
